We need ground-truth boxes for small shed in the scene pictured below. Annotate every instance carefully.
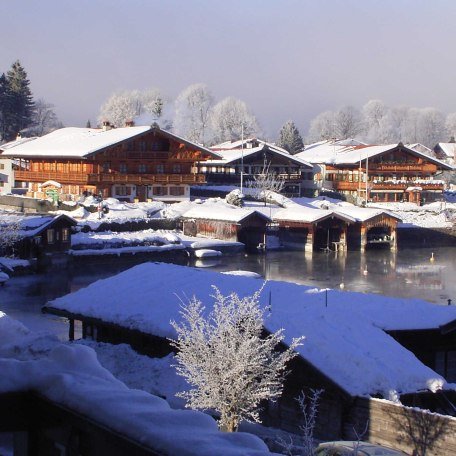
[181,205,270,251]
[1,214,77,259]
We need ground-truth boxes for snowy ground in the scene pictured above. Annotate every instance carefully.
[49,191,456,231]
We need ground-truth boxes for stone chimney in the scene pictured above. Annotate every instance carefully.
[125,120,135,127]
[102,121,112,132]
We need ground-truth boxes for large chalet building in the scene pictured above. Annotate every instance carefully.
[1,124,221,202]
[297,140,453,204]
[196,138,314,197]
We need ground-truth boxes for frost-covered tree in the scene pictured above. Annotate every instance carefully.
[277,120,304,154]
[416,108,446,148]
[225,189,244,207]
[334,105,363,139]
[98,88,164,128]
[0,219,21,257]
[209,97,259,145]
[174,83,214,145]
[445,113,456,141]
[362,99,387,143]
[307,111,336,142]
[28,99,62,136]
[248,163,285,205]
[171,287,302,432]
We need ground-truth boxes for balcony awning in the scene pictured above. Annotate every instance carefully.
[406,186,423,192]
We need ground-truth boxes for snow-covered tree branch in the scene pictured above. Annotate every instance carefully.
[170,286,303,432]
[0,219,21,257]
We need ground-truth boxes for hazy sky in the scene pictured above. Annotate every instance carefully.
[2,0,456,139]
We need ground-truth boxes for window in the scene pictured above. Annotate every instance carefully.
[156,164,165,174]
[139,141,146,152]
[138,164,147,173]
[102,162,110,173]
[153,186,168,196]
[0,164,4,170]
[115,186,132,196]
[47,229,55,244]
[119,163,127,173]
[172,164,181,173]
[62,228,70,242]
[169,186,185,196]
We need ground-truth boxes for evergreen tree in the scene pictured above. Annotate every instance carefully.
[4,61,34,140]
[277,120,304,154]
[86,119,92,128]
[0,73,11,141]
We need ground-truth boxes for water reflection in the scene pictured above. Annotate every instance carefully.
[208,247,456,304]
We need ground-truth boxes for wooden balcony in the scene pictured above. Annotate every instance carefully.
[87,173,206,185]
[333,181,445,192]
[15,170,89,184]
[368,163,437,172]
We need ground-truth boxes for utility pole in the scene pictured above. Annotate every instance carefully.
[240,124,244,194]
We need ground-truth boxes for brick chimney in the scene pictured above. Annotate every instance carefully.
[125,120,135,127]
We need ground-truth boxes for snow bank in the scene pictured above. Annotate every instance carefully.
[0,312,275,456]
[47,263,456,398]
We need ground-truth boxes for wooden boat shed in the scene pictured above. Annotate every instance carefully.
[273,206,401,251]
[181,205,271,251]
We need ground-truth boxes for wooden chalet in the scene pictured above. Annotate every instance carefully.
[197,139,314,197]
[1,124,221,203]
[181,205,270,251]
[297,141,453,204]
[42,262,456,454]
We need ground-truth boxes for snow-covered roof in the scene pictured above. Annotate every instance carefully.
[0,312,273,456]
[46,263,456,398]
[273,206,355,224]
[182,202,270,223]
[436,143,456,158]
[205,143,312,168]
[1,126,221,160]
[297,142,453,170]
[0,136,37,151]
[332,206,402,223]
[1,214,77,238]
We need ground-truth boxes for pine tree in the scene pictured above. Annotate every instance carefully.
[277,120,304,154]
[0,73,11,141]
[86,119,92,128]
[4,61,34,140]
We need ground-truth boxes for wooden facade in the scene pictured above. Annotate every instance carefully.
[182,211,270,251]
[324,144,451,204]
[5,125,219,203]
[199,141,314,197]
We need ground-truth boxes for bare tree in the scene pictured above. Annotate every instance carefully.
[334,105,363,139]
[445,112,456,141]
[248,162,285,205]
[174,83,214,145]
[209,97,260,145]
[170,286,303,432]
[28,99,62,136]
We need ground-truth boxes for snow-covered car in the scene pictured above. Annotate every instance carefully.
[315,441,406,456]
[0,272,10,286]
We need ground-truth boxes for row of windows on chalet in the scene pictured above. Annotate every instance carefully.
[114,185,185,196]
[200,165,313,179]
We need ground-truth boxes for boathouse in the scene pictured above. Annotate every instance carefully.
[272,206,354,252]
[181,205,270,251]
[43,262,456,454]
[0,213,77,259]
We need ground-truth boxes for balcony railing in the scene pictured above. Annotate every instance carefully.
[333,181,445,191]
[368,163,437,172]
[87,173,206,185]
[15,171,89,184]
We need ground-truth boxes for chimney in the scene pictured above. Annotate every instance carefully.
[102,121,112,132]
[125,120,134,127]
[16,132,22,141]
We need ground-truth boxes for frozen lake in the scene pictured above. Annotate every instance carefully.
[1,246,455,338]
